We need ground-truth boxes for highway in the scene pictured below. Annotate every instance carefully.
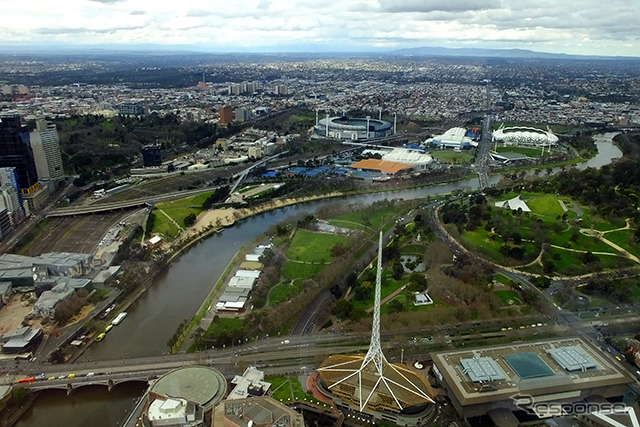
[5,318,565,391]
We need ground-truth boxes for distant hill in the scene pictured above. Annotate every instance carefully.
[387,46,637,60]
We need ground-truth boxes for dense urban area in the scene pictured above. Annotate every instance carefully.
[0,50,640,427]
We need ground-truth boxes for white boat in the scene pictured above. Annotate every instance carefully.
[111,312,127,325]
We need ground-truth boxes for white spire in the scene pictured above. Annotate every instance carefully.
[361,231,387,373]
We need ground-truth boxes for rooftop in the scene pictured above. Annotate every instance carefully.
[432,338,633,408]
[149,366,227,410]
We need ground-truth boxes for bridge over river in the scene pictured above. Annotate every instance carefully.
[4,333,370,393]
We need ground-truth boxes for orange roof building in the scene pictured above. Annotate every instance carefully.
[349,159,413,175]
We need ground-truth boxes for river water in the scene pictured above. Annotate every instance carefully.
[17,137,622,426]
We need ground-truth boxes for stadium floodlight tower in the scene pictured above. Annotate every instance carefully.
[317,232,434,417]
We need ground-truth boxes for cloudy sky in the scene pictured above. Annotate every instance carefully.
[2,0,639,56]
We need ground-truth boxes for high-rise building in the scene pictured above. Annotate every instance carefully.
[0,112,39,191]
[118,103,144,116]
[274,84,288,95]
[0,167,25,225]
[29,119,64,181]
[141,144,162,167]
[234,107,253,123]
[219,106,234,125]
[0,204,12,241]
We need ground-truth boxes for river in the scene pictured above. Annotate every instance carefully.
[17,136,622,426]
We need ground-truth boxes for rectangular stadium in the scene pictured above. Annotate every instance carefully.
[431,337,633,422]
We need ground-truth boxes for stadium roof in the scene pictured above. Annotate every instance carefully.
[350,159,413,175]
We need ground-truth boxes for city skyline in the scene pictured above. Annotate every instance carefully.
[1,0,639,57]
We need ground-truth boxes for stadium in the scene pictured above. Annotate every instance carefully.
[492,125,559,147]
[313,115,393,140]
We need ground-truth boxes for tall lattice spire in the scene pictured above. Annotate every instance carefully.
[317,231,435,413]
[361,231,387,373]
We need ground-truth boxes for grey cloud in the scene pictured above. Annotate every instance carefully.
[186,9,215,17]
[380,0,501,13]
[34,24,145,35]
[257,0,272,9]
[130,10,146,16]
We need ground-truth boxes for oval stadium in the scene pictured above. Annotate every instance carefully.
[492,125,559,146]
[314,115,393,140]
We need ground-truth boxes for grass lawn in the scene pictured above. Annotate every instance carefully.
[351,271,408,312]
[496,146,546,158]
[327,219,368,230]
[150,212,181,239]
[282,261,324,280]
[286,229,349,263]
[604,229,640,258]
[269,282,301,306]
[265,376,325,405]
[526,194,566,219]
[460,228,537,266]
[493,274,512,285]
[330,204,397,231]
[152,191,214,237]
[401,244,427,255]
[205,317,245,335]
[579,213,627,231]
[494,290,522,305]
[550,231,618,253]
[238,184,259,194]
[430,150,473,163]
[542,247,635,276]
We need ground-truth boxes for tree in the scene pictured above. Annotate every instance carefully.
[330,243,347,258]
[387,299,405,314]
[331,299,353,320]
[407,273,428,292]
[354,281,372,301]
[392,260,404,280]
[184,213,197,227]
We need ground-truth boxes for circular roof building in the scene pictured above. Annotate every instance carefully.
[492,125,559,147]
[317,354,434,415]
[149,366,227,411]
[314,115,393,140]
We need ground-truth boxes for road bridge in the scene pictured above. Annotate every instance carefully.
[46,186,223,217]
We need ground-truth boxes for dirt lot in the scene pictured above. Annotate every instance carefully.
[15,212,127,256]
[0,294,38,335]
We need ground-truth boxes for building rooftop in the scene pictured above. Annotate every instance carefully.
[432,338,633,408]
[216,396,304,427]
[548,346,597,372]
[460,357,507,382]
[149,366,227,410]
[349,159,413,175]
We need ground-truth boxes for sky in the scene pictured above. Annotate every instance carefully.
[2,0,639,57]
